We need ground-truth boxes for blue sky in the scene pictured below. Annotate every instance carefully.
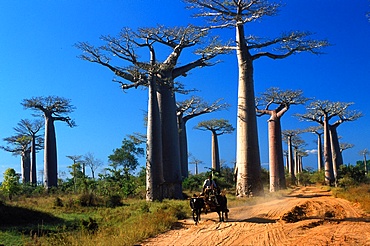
[0,1,369,182]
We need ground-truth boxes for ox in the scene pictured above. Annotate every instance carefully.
[190,193,229,224]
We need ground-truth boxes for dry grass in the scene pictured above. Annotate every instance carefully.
[332,184,370,213]
[1,196,189,246]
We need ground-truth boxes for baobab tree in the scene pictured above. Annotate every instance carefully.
[359,149,369,174]
[177,96,228,179]
[195,119,234,173]
[282,129,302,184]
[305,126,324,171]
[189,154,204,175]
[22,96,76,189]
[185,0,329,196]
[1,135,31,183]
[297,100,362,186]
[77,25,226,200]
[256,87,308,192]
[13,119,44,185]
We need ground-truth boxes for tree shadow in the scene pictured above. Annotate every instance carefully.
[285,193,332,198]
[0,202,64,229]
[227,217,277,223]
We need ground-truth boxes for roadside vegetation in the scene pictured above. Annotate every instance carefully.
[1,160,370,245]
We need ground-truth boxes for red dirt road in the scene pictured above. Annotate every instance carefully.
[140,186,370,246]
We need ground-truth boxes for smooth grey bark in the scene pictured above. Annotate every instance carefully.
[44,115,58,188]
[323,115,334,185]
[146,82,164,201]
[177,116,189,179]
[157,85,182,199]
[21,149,31,183]
[211,131,220,172]
[317,134,323,171]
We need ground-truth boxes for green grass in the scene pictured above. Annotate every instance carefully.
[2,185,370,245]
[0,195,190,246]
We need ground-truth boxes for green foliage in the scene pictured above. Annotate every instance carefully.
[309,169,325,184]
[337,164,369,188]
[182,173,206,192]
[296,170,312,186]
[0,168,21,200]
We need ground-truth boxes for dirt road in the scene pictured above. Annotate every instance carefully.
[140,186,370,246]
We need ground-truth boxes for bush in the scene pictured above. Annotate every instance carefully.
[105,195,122,208]
[78,192,98,207]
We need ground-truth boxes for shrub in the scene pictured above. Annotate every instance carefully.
[78,192,98,207]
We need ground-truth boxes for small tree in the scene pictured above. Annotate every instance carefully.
[107,138,144,197]
[14,119,44,185]
[84,152,103,180]
[22,96,76,189]
[1,135,32,184]
[0,168,20,200]
[195,119,234,173]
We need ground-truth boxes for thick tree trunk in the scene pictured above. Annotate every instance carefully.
[211,131,220,173]
[21,150,31,183]
[364,155,368,174]
[44,116,58,188]
[268,115,286,192]
[178,117,189,179]
[30,136,37,185]
[317,134,323,171]
[329,125,343,185]
[158,84,182,199]
[146,76,164,201]
[235,23,263,197]
[287,136,295,184]
[323,118,334,186]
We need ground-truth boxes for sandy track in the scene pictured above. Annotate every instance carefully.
[139,186,370,246]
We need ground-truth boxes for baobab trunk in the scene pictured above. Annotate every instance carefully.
[211,131,220,173]
[287,136,295,184]
[268,116,286,192]
[323,117,334,186]
[329,125,343,185]
[317,134,323,171]
[178,117,189,179]
[44,116,58,188]
[235,23,263,197]
[157,84,182,199]
[21,150,31,183]
[30,137,37,185]
[146,76,164,201]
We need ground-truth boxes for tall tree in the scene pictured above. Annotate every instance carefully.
[282,129,302,184]
[14,119,44,185]
[22,96,75,189]
[359,149,369,174]
[305,126,324,171]
[1,135,31,184]
[297,100,362,186]
[177,96,228,179]
[256,87,308,192]
[77,25,225,200]
[185,0,329,196]
[195,119,234,173]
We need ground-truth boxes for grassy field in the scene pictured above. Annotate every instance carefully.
[0,185,368,245]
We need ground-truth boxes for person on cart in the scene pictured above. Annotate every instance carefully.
[202,174,219,205]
